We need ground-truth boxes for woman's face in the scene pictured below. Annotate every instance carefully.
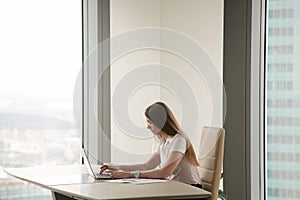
[146,118,161,135]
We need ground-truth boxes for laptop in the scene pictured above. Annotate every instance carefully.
[82,149,112,179]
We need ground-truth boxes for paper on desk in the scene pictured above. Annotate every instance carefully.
[128,178,168,184]
[104,178,168,184]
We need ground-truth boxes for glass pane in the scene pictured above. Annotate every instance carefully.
[0,0,82,199]
[266,0,300,199]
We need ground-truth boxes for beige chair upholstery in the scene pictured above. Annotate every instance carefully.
[198,126,225,200]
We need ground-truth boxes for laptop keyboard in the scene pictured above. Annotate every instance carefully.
[95,173,111,179]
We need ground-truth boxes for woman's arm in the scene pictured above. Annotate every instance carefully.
[119,153,161,171]
[100,153,160,173]
[138,151,184,179]
[110,152,183,179]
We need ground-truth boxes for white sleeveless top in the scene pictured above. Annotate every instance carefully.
[156,134,201,184]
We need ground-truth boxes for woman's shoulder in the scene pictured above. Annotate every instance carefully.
[168,133,187,152]
[172,133,186,143]
[174,133,185,139]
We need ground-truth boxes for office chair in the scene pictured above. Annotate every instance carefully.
[197,126,225,200]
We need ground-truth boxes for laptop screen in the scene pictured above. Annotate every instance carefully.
[82,149,97,178]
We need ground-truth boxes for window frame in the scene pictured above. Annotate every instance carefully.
[82,0,111,163]
[223,0,266,199]
[252,0,266,199]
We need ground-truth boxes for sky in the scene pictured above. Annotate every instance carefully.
[0,0,81,117]
[0,0,81,99]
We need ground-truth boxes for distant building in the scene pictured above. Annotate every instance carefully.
[267,0,300,199]
[0,178,50,200]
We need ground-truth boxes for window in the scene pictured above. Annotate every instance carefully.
[267,81,293,90]
[0,1,82,199]
[268,27,293,36]
[266,0,300,199]
[269,9,294,19]
[267,63,293,72]
[267,116,300,126]
[267,99,294,108]
[268,45,293,55]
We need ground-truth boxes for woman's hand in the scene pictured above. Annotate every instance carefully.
[99,163,120,174]
[110,170,131,179]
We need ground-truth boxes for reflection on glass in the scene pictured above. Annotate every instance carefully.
[266,0,300,199]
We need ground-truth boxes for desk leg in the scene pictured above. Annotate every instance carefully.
[52,191,74,200]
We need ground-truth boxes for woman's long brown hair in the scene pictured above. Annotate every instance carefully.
[145,102,199,166]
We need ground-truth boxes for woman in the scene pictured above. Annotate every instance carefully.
[100,102,201,187]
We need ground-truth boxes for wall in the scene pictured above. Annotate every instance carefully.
[110,0,161,163]
[160,0,223,151]
[110,0,223,164]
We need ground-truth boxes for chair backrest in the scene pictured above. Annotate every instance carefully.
[197,126,225,200]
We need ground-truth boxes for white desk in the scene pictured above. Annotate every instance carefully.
[4,165,211,200]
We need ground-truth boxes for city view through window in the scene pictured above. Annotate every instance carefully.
[266,0,300,199]
[0,1,82,199]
